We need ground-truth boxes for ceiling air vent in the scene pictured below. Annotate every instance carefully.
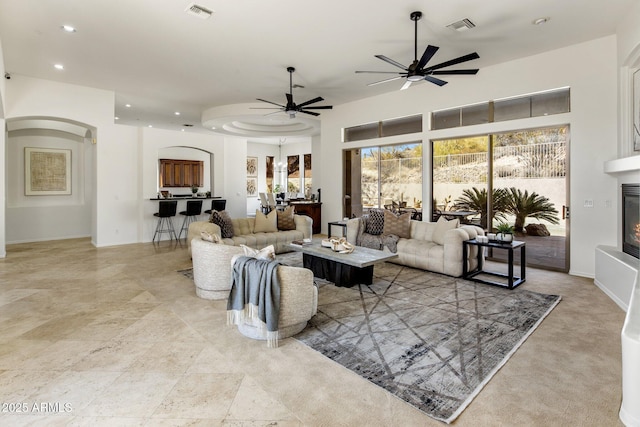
[446,18,476,31]
[185,3,214,20]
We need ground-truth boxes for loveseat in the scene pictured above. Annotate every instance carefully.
[345,212,484,277]
[187,209,312,254]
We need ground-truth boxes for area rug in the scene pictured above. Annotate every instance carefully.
[294,261,561,424]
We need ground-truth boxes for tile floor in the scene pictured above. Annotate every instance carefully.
[0,238,627,426]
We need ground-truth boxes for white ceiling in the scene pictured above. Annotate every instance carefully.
[0,0,636,137]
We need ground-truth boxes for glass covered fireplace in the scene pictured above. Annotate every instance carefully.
[622,184,640,259]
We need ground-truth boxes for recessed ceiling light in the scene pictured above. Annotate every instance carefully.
[533,17,550,25]
[125,104,131,108]
[174,112,180,116]
[211,126,216,130]
[181,129,185,132]
[61,25,76,33]
[148,125,153,128]
[54,64,64,70]
[115,116,119,120]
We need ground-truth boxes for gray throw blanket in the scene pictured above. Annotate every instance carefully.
[227,256,282,347]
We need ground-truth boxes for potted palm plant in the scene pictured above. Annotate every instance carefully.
[495,222,514,243]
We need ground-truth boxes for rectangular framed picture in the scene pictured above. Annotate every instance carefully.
[246,177,257,197]
[634,69,640,151]
[25,147,71,195]
[246,156,258,177]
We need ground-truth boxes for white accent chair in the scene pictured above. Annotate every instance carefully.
[190,238,318,340]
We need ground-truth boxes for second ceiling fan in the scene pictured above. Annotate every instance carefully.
[356,11,480,90]
[255,67,332,118]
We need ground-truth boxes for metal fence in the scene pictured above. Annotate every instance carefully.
[434,141,566,181]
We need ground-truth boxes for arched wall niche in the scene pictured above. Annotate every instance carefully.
[156,145,215,194]
[5,116,97,244]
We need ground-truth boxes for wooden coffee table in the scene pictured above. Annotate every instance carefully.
[289,241,398,287]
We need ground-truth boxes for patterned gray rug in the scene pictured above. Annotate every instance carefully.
[180,251,561,423]
[294,259,561,424]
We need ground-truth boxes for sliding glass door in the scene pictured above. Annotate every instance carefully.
[433,126,569,272]
[344,142,423,218]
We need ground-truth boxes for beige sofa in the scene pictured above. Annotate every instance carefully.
[187,214,312,254]
[346,217,484,277]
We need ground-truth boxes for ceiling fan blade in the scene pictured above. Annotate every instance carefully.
[297,96,324,108]
[250,107,283,110]
[303,105,333,110]
[432,69,479,75]
[375,55,408,71]
[299,110,320,117]
[416,45,439,70]
[400,80,413,91]
[424,52,480,72]
[424,75,448,86]
[355,70,404,74]
[285,93,293,104]
[367,76,404,86]
[256,98,285,108]
[264,110,285,116]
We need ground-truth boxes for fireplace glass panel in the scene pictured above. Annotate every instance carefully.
[622,184,640,259]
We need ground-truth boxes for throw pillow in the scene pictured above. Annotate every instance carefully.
[200,231,220,243]
[382,210,411,239]
[365,208,385,235]
[211,210,234,238]
[240,244,276,261]
[432,215,459,245]
[277,205,296,231]
[254,209,278,233]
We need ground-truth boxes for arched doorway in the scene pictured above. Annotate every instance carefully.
[5,116,97,245]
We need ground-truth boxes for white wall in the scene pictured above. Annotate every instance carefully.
[4,75,118,247]
[0,40,6,256]
[139,127,225,243]
[246,141,279,215]
[321,36,620,278]
[2,75,231,247]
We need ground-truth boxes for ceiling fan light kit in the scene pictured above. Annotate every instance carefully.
[253,66,333,119]
[356,10,480,90]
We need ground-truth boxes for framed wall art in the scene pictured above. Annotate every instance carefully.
[246,156,258,177]
[246,177,257,197]
[25,147,71,195]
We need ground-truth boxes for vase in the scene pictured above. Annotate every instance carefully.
[496,232,513,243]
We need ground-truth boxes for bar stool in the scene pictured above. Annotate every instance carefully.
[153,200,178,242]
[204,199,227,215]
[178,200,203,239]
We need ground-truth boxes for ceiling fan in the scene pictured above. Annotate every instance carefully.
[254,67,333,118]
[355,11,480,90]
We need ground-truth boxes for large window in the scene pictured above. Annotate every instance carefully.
[360,142,423,210]
[304,153,312,198]
[287,155,300,193]
[432,87,570,130]
[343,114,422,142]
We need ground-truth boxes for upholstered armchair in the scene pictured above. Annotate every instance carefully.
[235,264,318,341]
[190,237,318,341]
[191,237,244,300]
